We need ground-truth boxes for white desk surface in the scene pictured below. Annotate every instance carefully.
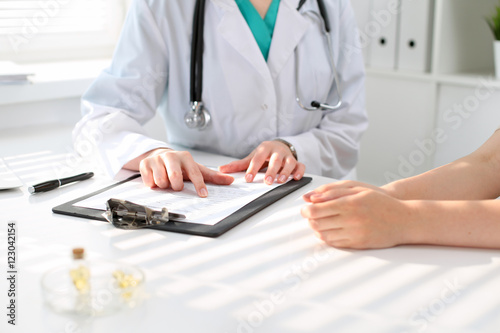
[1,136,500,333]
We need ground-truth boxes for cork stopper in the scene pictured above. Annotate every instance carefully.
[72,248,85,260]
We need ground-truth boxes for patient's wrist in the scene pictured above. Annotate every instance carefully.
[400,200,426,245]
[381,181,404,199]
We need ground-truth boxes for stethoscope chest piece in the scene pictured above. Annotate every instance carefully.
[185,101,211,129]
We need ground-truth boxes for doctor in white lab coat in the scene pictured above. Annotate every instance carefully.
[73,0,368,197]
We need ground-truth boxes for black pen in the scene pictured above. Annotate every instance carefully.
[28,172,94,194]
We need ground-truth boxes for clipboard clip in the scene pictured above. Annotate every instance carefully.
[103,198,186,230]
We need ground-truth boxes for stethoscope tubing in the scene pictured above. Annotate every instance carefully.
[188,0,343,129]
[190,0,206,103]
[295,9,343,111]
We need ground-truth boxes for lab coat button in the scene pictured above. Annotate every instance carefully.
[262,104,268,110]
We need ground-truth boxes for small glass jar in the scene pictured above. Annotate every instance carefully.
[41,254,144,316]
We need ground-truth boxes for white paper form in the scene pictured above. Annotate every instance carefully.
[74,172,286,226]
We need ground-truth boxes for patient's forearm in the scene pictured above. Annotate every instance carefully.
[383,131,500,200]
[407,199,500,249]
[383,157,499,200]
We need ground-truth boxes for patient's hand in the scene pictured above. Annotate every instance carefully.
[301,182,418,249]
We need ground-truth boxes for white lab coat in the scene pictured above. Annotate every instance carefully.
[73,0,368,178]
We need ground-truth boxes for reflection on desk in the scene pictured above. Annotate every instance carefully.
[1,149,500,333]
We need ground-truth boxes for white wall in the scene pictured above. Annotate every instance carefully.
[434,84,500,168]
[357,74,436,185]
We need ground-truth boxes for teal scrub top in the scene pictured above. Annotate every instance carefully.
[235,0,281,60]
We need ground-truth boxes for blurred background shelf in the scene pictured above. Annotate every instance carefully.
[353,0,500,185]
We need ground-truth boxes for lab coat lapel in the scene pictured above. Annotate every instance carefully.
[212,0,271,80]
[267,0,310,79]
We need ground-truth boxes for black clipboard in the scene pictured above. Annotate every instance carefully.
[52,174,312,237]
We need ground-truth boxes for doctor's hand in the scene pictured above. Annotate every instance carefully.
[125,148,234,197]
[301,182,418,249]
[219,140,305,185]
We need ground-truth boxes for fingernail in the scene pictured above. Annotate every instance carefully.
[245,174,253,182]
[278,175,287,183]
[200,188,208,197]
[294,173,303,180]
[266,176,273,184]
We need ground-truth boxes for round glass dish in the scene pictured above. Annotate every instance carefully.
[41,260,144,316]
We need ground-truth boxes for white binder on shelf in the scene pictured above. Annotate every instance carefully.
[397,0,434,72]
[350,0,372,66]
[368,0,400,70]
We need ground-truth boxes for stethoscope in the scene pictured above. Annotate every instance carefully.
[185,0,344,130]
